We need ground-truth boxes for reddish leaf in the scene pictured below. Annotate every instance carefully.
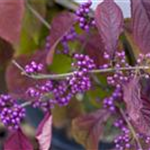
[0,0,25,44]
[131,0,150,54]
[80,32,107,66]
[123,78,150,135]
[95,0,124,58]
[0,38,14,66]
[46,12,76,65]
[36,113,52,150]
[4,129,33,150]
[72,109,110,150]
[6,50,47,100]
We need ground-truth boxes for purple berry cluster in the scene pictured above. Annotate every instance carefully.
[60,27,77,54]
[114,120,150,150]
[101,51,150,94]
[103,86,122,111]
[27,79,73,110]
[102,51,129,111]
[137,53,150,79]
[68,54,95,93]
[75,0,95,31]
[53,81,73,106]
[114,119,131,150]
[25,54,96,110]
[25,61,43,74]
[136,134,150,149]
[0,95,25,130]
[104,51,130,85]
[27,80,56,111]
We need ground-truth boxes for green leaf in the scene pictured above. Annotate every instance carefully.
[15,0,47,55]
[52,99,85,128]
[49,54,72,73]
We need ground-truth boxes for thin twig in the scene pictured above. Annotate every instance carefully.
[21,101,32,107]
[12,60,150,80]
[55,0,94,17]
[26,3,51,30]
[120,108,143,150]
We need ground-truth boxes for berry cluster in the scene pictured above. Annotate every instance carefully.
[0,95,25,130]
[75,0,95,31]
[105,51,131,85]
[25,61,43,74]
[27,79,73,109]
[25,54,96,110]
[102,51,129,111]
[137,53,150,64]
[103,86,122,111]
[60,27,77,54]
[137,53,150,79]
[136,134,150,149]
[27,80,56,111]
[68,54,95,93]
[114,119,131,150]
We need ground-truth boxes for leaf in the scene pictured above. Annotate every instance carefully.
[0,38,14,66]
[36,113,52,150]
[4,128,33,150]
[123,31,140,62]
[72,109,110,150]
[131,0,150,54]
[52,99,85,128]
[6,50,47,100]
[79,32,107,66]
[46,12,76,65]
[95,0,124,58]
[0,0,25,44]
[48,54,72,74]
[26,0,47,44]
[123,78,150,135]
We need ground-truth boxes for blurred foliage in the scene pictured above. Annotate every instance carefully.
[49,54,72,73]
[52,98,85,129]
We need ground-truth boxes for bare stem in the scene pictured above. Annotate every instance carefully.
[55,0,94,17]
[21,101,32,107]
[12,60,150,80]
[26,3,51,30]
[120,108,143,150]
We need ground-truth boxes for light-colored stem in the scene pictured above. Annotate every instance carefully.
[26,3,51,30]
[12,60,150,80]
[21,101,32,107]
[120,108,143,150]
[55,0,94,17]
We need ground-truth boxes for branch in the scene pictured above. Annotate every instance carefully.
[120,108,143,150]
[12,60,150,80]
[26,3,51,30]
[55,0,94,17]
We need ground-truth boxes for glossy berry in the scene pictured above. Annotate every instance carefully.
[0,95,25,130]
[75,0,95,31]
[25,61,43,74]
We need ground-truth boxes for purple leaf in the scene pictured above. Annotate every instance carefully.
[95,0,124,58]
[0,38,14,66]
[0,0,25,44]
[123,78,150,135]
[131,0,150,54]
[4,129,33,150]
[79,32,107,66]
[72,109,110,150]
[36,113,52,150]
[46,12,76,65]
[6,50,47,100]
